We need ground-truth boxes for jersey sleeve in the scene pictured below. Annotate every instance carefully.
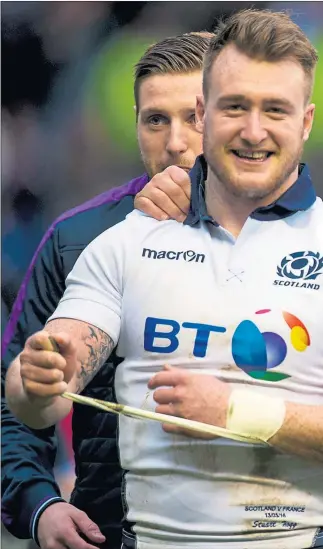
[49,224,125,345]
[1,228,65,539]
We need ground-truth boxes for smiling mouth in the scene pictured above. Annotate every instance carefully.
[231,150,274,162]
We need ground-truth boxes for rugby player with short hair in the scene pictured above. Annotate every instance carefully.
[2,32,213,549]
[6,9,323,549]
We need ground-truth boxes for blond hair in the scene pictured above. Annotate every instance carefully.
[203,9,318,103]
[134,32,214,110]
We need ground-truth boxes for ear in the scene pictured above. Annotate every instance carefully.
[196,95,205,134]
[303,103,315,142]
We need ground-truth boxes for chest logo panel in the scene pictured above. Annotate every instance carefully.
[144,309,310,383]
[274,251,323,290]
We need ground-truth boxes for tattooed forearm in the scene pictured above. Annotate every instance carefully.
[88,325,98,341]
[75,325,114,393]
[45,318,115,394]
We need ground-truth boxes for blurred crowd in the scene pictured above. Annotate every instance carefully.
[1,2,323,548]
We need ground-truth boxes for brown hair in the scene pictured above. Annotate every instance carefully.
[203,9,319,103]
[134,32,214,110]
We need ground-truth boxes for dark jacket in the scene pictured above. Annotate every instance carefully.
[1,174,148,547]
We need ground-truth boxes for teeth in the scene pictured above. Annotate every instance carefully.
[236,151,268,159]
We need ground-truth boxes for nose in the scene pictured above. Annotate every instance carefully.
[165,122,188,155]
[240,111,268,145]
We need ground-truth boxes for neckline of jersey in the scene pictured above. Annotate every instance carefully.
[185,155,316,227]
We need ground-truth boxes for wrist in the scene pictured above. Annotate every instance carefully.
[214,384,232,429]
[31,497,65,545]
[16,392,64,429]
[226,388,286,443]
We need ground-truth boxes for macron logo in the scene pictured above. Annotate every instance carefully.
[142,248,205,263]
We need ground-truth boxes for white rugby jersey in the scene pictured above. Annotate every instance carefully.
[50,157,323,549]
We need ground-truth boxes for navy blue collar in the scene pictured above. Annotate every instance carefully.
[185,155,316,227]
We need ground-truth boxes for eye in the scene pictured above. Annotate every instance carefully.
[223,104,246,116]
[267,107,286,115]
[187,113,196,124]
[147,114,168,126]
[227,104,245,111]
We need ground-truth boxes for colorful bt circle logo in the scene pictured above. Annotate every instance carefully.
[232,310,310,382]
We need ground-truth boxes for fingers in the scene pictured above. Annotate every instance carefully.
[151,173,190,214]
[21,332,73,398]
[156,406,215,439]
[22,348,66,370]
[164,165,191,200]
[62,529,104,549]
[21,364,64,384]
[156,405,195,435]
[160,418,214,439]
[28,331,56,351]
[153,388,176,405]
[148,365,186,390]
[136,187,187,222]
[135,166,191,222]
[72,510,106,544]
[38,503,105,549]
[155,404,175,416]
[162,422,183,434]
[52,332,77,360]
[28,331,75,357]
[162,423,213,439]
[22,379,68,398]
[20,348,67,397]
[135,196,169,221]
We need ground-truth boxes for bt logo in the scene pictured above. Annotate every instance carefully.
[144,310,310,382]
[144,317,226,358]
[232,309,310,381]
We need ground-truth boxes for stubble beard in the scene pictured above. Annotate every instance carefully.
[140,149,179,179]
[203,134,304,203]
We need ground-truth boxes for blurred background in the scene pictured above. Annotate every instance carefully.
[1,2,323,548]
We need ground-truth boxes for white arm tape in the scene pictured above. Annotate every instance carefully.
[226,388,286,443]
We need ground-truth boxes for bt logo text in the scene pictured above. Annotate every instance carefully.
[144,317,226,358]
[142,248,205,263]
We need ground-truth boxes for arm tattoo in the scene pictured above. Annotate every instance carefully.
[76,325,114,393]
